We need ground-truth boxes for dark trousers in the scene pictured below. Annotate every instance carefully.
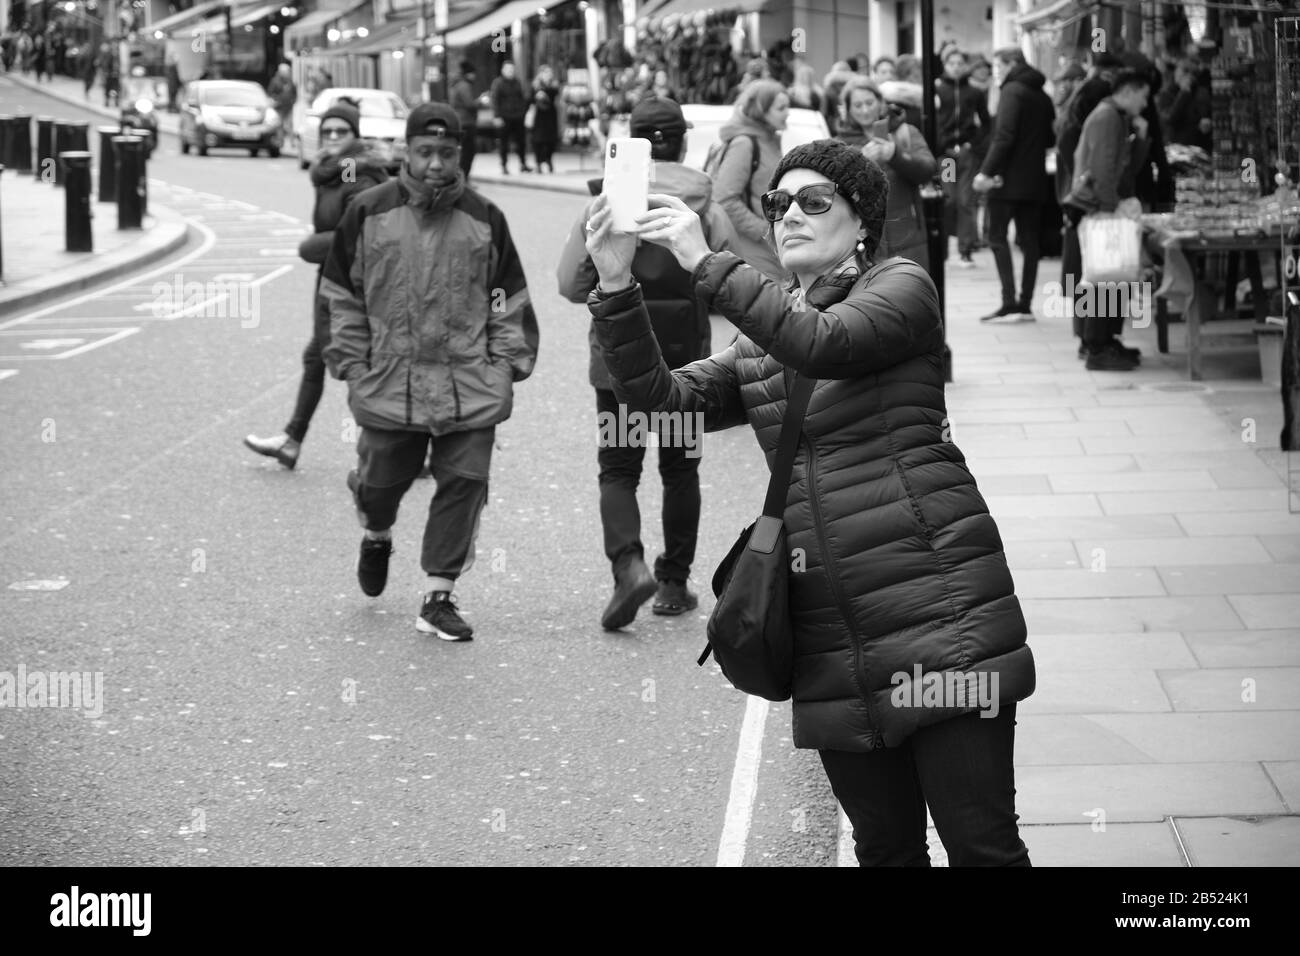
[989,199,1042,309]
[285,282,329,443]
[596,388,700,583]
[1062,204,1123,350]
[459,128,476,179]
[352,426,494,581]
[497,117,527,169]
[942,147,978,256]
[821,704,1030,867]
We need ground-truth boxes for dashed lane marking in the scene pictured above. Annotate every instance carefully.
[0,369,18,381]
[717,695,768,867]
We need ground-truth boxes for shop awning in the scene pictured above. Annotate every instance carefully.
[150,0,226,38]
[284,3,366,49]
[444,0,566,47]
[329,16,422,56]
[231,2,279,28]
[636,0,769,20]
[183,1,285,37]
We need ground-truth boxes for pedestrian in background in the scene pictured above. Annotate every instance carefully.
[710,78,789,281]
[449,60,479,180]
[490,61,531,174]
[821,59,855,136]
[1063,70,1151,371]
[836,76,937,269]
[556,97,736,629]
[268,61,297,131]
[973,47,1055,321]
[320,103,538,640]
[244,99,388,470]
[80,42,97,101]
[787,62,822,112]
[936,48,989,268]
[583,139,1034,867]
[870,56,895,83]
[529,63,561,174]
[724,57,770,105]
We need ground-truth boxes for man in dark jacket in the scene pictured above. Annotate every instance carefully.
[1157,58,1211,150]
[973,47,1055,320]
[556,97,736,629]
[936,48,989,266]
[321,103,539,640]
[449,60,479,179]
[490,60,531,174]
[1063,70,1151,371]
[267,61,296,129]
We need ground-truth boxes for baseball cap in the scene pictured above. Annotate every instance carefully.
[405,102,462,142]
[629,96,691,140]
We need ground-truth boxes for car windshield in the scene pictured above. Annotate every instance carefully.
[204,87,266,107]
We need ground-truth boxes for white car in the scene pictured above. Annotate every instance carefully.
[298,88,410,171]
[605,105,831,170]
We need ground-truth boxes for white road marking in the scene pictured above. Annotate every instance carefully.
[259,249,300,257]
[20,338,85,350]
[54,328,140,358]
[716,695,768,867]
[0,219,218,331]
[0,369,19,381]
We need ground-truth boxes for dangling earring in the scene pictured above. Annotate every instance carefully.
[856,236,866,254]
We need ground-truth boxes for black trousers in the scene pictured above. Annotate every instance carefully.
[821,705,1031,867]
[988,198,1042,309]
[285,281,329,444]
[1062,204,1124,350]
[352,426,494,581]
[459,128,476,179]
[497,118,527,169]
[596,388,700,583]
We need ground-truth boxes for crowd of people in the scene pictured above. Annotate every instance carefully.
[232,29,1229,866]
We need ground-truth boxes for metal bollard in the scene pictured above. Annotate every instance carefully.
[53,120,70,187]
[114,136,145,230]
[97,126,120,203]
[0,116,11,171]
[62,151,94,253]
[921,185,952,384]
[50,121,90,188]
[36,116,55,183]
[9,115,33,174]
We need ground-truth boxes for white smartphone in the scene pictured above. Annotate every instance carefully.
[603,137,651,232]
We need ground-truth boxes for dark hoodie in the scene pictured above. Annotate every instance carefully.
[936,73,990,155]
[979,62,1055,203]
[555,163,737,389]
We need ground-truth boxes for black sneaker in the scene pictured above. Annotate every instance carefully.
[980,304,1022,322]
[356,536,392,596]
[652,579,699,616]
[1112,340,1142,362]
[244,432,300,469]
[600,558,658,630]
[1085,344,1139,371]
[417,591,474,641]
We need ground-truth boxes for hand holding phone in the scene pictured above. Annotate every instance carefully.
[603,137,651,232]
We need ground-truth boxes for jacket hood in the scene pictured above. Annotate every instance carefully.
[1005,63,1046,90]
[878,80,924,108]
[585,162,716,215]
[719,115,780,144]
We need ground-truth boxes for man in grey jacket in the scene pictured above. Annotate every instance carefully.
[556,97,735,630]
[1063,69,1150,371]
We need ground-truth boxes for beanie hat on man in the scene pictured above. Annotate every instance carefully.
[768,139,890,256]
[319,100,361,137]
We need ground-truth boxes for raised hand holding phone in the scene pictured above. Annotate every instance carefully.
[602,137,652,232]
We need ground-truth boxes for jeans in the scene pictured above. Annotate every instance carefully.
[596,388,700,583]
[497,117,527,169]
[352,426,494,581]
[942,147,978,257]
[820,704,1031,867]
[988,199,1042,309]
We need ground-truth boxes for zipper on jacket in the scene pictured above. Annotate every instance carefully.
[803,433,883,747]
[450,372,461,421]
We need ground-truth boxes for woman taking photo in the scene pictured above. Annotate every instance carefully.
[583,140,1034,866]
[710,78,789,280]
[244,100,389,468]
[836,76,936,269]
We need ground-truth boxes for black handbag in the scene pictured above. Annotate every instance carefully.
[698,372,815,701]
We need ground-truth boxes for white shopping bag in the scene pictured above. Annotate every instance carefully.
[1078,211,1142,284]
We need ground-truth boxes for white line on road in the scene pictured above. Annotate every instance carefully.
[55,327,140,358]
[0,219,218,331]
[0,369,19,381]
[716,694,768,867]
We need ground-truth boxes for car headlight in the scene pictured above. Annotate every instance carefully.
[264,109,280,127]
[135,99,153,114]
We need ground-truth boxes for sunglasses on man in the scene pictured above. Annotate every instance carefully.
[760,183,839,222]
[320,126,354,140]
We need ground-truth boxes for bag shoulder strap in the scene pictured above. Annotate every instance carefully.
[762,373,815,518]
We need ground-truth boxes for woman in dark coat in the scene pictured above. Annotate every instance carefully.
[529,64,561,174]
[583,140,1034,866]
[244,101,388,468]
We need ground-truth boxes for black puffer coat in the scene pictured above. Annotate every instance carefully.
[590,252,1035,752]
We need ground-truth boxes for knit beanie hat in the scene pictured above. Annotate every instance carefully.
[319,101,361,137]
[768,139,890,256]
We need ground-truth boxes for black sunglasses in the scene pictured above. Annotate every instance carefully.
[321,126,353,139]
[760,183,839,222]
